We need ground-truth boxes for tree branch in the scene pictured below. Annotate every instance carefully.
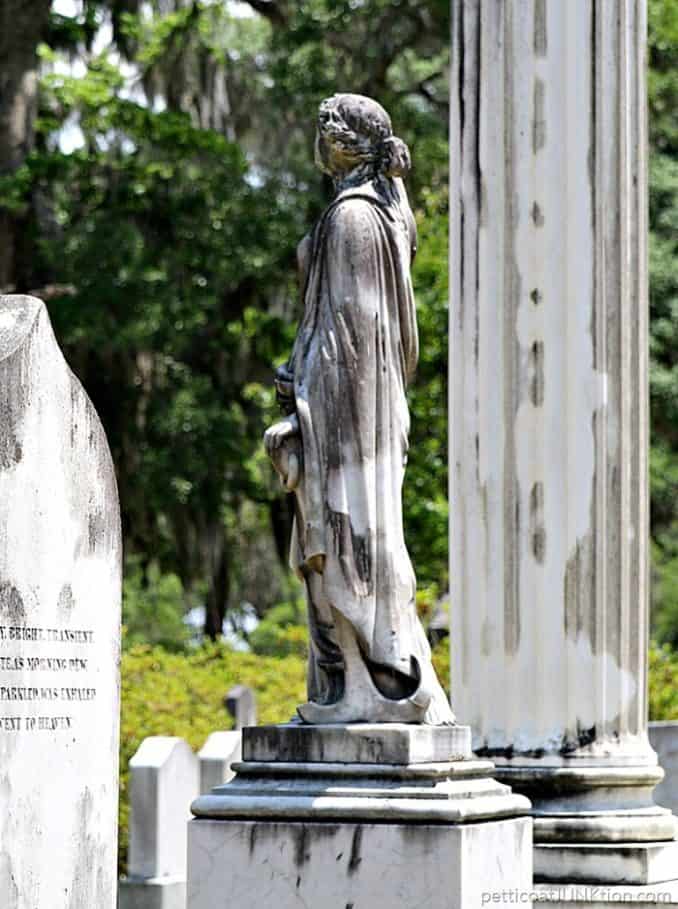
[415,78,448,112]
[239,0,287,26]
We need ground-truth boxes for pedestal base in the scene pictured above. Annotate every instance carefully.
[188,818,533,909]
[188,724,533,908]
[192,723,529,824]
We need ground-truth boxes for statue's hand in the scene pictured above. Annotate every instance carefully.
[264,413,299,455]
[307,554,325,575]
[274,363,296,415]
[264,414,302,490]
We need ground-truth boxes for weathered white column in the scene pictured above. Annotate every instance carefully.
[450,0,678,884]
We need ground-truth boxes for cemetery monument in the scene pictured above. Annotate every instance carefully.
[188,93,532,909]
[0,295,122,908]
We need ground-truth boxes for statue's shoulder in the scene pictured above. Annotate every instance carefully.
[322,194,383,253]
[326,194,378,226]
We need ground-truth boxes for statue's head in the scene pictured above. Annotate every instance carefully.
[315,93,411,182]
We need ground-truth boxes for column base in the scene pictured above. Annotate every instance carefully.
[494,763,677,843]
[535,882,678,909]
[535,841,678,885]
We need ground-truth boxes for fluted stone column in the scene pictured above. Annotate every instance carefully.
[450,0,677,882]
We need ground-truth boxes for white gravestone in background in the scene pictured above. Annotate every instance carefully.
[120,736,200,909]
[224,684,256,729]
[198,730,241,793]
[0,295,122,908]
[650,722,678,818]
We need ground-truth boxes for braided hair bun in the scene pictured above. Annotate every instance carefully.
[378,135,411,179]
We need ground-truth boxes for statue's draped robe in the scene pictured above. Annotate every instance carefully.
[289,179,453,724]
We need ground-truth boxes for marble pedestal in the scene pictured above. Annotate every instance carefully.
[187,724,533,909]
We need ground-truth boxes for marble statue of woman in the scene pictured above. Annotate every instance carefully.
[264,93,454,726]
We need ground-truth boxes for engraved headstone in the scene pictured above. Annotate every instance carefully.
[0,295,122,908]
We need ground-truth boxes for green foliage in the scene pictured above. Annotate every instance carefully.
[122,559,193,651]
[651,534,678,648]
[249,623,309,658]
[649,0,678,154]
[649,641,678,720]
[29,42,303,635]
[648,0,678,643]
[119,643,306,872]
[248,601,309,657]
[407,189,449,587]
[431,637,450,698]
[5,0,454,639]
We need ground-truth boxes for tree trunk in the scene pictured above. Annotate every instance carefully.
[0,0,51,291]
[204,542,230,640]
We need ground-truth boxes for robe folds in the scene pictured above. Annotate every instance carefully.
[288,178,451,722]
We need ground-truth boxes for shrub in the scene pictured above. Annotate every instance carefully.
[118,643,306,873]
[248,623,309,657]
[122,559,192,652]
[649,640,678,720]
[248,602,309,657]
[431,637,451,698]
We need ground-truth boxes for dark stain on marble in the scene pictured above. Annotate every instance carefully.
[347,827,363,875]
[0,583,25,623]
